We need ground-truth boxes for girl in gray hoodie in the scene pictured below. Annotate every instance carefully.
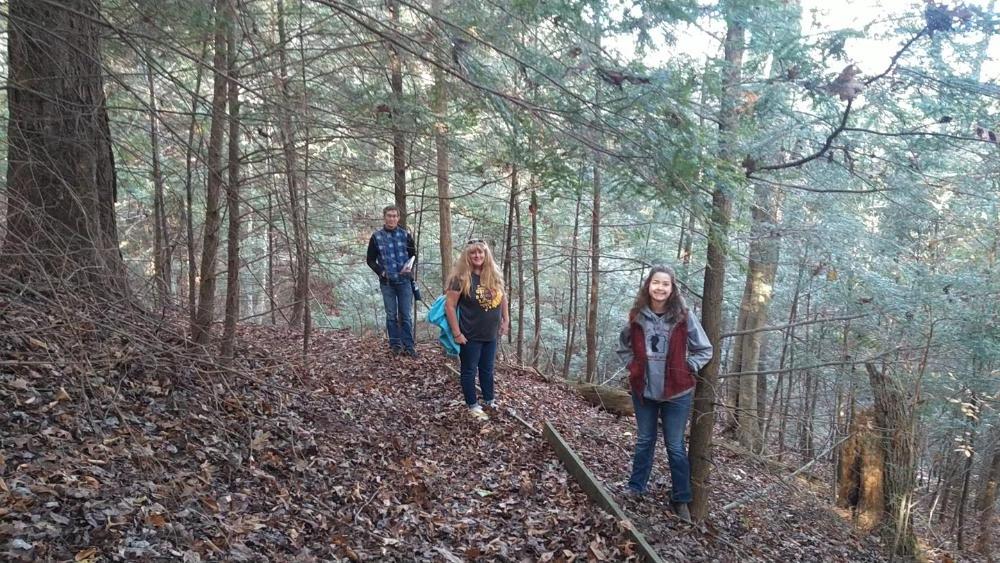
[617,265,713,520]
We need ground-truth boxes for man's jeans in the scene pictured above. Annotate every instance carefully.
[627,391,693,503]
[380,280,414,350]
[459,339,497,406]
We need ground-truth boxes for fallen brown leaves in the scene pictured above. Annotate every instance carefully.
[0,289,969,562]
[0,293,630,561]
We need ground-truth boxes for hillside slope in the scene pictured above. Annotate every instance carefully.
[2,297,886,561]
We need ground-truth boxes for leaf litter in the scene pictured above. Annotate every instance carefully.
[0,293,923,561]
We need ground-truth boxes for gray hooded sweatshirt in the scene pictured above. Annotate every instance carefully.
[616,307,714,401]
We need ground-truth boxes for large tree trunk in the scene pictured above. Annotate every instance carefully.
[689,12,744,522]
[3,0,124,293]
[733,182,783,451]
[191,1,229,345]
[221,0,242,362]
[146,58,171,308]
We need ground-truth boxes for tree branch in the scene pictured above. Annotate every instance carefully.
[751,26,929,176]
[720,313,870,339]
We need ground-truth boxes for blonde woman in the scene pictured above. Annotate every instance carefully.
[444,239,510,420]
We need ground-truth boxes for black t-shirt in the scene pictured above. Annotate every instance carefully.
[449,273,503,341]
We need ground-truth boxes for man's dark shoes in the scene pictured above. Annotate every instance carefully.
[404,348,418,357]
[390,346,403,356]
[670,501,692,522]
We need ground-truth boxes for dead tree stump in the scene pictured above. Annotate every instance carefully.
[866,362,920,561]
[837,408,886,532]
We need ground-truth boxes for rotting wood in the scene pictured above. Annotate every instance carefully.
[543,421,665,563]
[574,382,634,416]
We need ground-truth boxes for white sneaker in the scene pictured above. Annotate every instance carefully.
[485,400,498,409]
[469,405,489,421]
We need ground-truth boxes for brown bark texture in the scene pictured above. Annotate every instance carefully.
[221,0,241,362]
[146,59,171,306]
[431,0,452,287]
[192,2,229,346]
[689,13,744,522]
[836,409,886,531]
[975,426,1000,556]
[866,362,919,560]
[388,0,407,225]
[3,0,124,292]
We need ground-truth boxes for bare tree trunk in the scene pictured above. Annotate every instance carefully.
[431,0,451,286]
[388,0,407,224]
[938,446,960,525]
[837,409,885,531]
[530,187,541,367]
[563,193,582,379]
[516,189,525,362]
[502,165,518,345]
[146,58,171,308]
[734,182,783,452]
[192,2,229,346]
[689,12,744,522]
[955,394,980,549]
[3,0,124,292]
[221,0,241,362]
[756,335,769,436]
[585,148,601,384]
[764,254,804,450]
[184,39,209,326]
[866,362,919,559]
[276,0,306,328]
[267,193,276,325]
[976,425,1000,556]
[724,309,747,435]
[299,3,312,356]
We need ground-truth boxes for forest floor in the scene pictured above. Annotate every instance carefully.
[0,294,986,562]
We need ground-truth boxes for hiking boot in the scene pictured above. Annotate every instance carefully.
[469,405,489,421]
[670,501,692,522]
[404,348,418,357]
[390,346,403,356]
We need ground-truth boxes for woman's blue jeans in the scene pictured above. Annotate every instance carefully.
[459,339,496,406]
[627,391,693,503]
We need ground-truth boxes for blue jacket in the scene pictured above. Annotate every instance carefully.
[426,295,460,357]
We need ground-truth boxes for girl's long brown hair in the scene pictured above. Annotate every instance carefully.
[629,265,687,322]
[446,240,504,298]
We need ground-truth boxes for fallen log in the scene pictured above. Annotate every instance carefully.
[574,383,634,417]
[543,421,664,563]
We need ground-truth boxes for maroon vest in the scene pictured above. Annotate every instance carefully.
[627,313,695,400]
